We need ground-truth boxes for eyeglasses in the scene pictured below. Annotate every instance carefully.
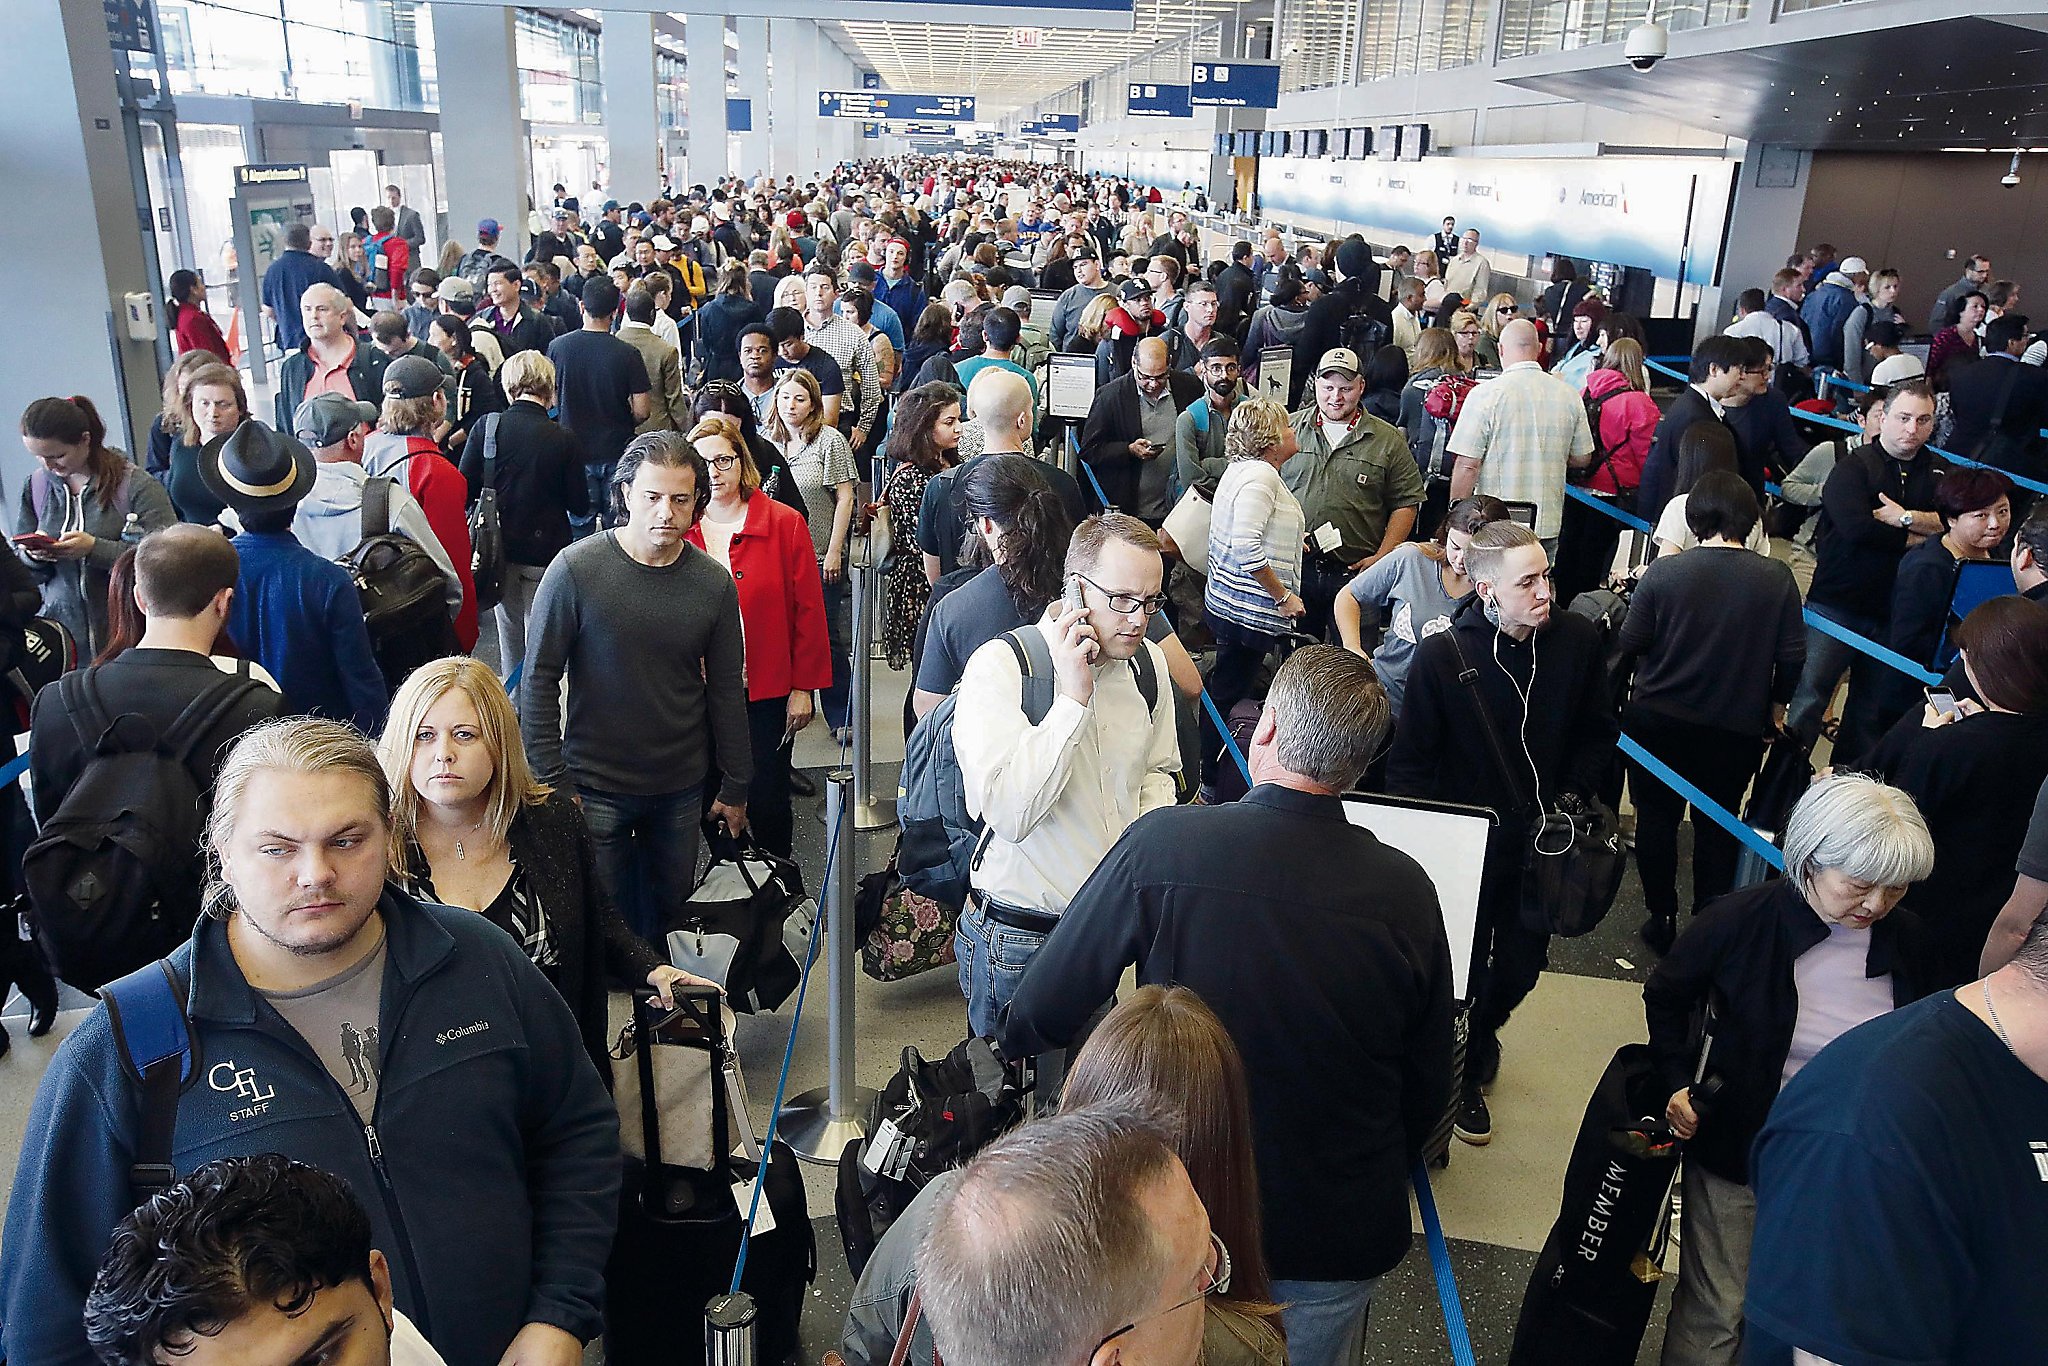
[1134,367,1171,384]
[1077,573,1169,617]
[1091,1231,1231,1356]
[705,454,741,470]
[1496,304,1517,315]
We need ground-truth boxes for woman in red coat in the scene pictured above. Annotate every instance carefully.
[1553,337,1663,606]
[166,270,231,362]
[685,412,830,856]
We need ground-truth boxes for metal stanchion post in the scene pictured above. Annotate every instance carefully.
[778,770,878,1163]
[848,537,895,830]
[704,1292,757,1366]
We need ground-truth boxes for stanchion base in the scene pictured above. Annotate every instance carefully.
[852,796,897,830]
[778,1085,879,1164]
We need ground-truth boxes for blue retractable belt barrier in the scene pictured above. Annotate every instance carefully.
[1616,733,1786,871]
[1565,474,1945,684]
[1203,678,1477,1362]
[1080,455,1111,509]
[0,753,27,787]
[503,661,523,695]
[1562,481,1655,535]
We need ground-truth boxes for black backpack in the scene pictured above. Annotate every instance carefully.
[24,670,264,992]
[1342,309,1390,362]
[340,476,459,692]
[835,1037,1030,1278]
[468,416,507,612]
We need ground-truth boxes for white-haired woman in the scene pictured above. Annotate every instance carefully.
[1200,396,1306,800]
[1642,772,1937,1366]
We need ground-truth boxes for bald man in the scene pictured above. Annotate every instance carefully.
[917,368,1089,582]
[1079,335,1204,522]
[275,282,390,429]
[1445,319,1593,547]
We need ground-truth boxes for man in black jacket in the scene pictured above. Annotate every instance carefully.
[479,265,557,359]
[1786,378,1945,764]
[1389,522,1619,1145]
[1948,313,2048,478]
[1214,241,1258,340]
[1003,647,1453,1365]
[1077,336,1203,521]
[1636,333,1746,520]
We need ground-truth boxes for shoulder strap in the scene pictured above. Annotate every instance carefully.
[1131,639,1159,713]
[61,669,117,755]
[1005,627,1059,726]
[164,674,268,767]
[29,467,50,523]
[480,413,503,489]
[363,476,393,538]
[101,959,193,1202]
[1441,626,1537,828]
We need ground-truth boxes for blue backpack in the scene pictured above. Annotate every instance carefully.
[895,625,1156,906]
[99,959,193,1204]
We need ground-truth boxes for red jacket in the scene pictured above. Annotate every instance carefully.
[173,305,231,362]
[384,435,479,649]
[1582,367,1660,498]
[686,494,830,702]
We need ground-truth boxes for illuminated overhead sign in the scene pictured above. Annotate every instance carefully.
[820,90,977,121]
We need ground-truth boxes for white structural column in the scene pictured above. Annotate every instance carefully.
[601,13,661,205]
[684,12,728,188]
[823,45,857,167]
[430,3,529,259]
[768,16,818,182]
[0,0,160,470]
[733,18,771,181]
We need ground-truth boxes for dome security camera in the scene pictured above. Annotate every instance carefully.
[1625,21,1668,71]
[2003,151,2022,189]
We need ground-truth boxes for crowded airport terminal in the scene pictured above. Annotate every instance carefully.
[4,0,2047,1361]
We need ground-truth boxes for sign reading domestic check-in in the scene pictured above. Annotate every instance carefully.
[1190,60,1281,109]
[821,91,977,121]
[1127,83,1191,118]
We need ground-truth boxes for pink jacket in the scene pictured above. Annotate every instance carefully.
[1582,367,1660,497]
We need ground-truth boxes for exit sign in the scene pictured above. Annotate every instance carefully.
[1011,27,1043,48]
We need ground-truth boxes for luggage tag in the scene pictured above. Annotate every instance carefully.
[724,1053,763,1164]
[1312,522,1343,554]
[731,1173,777,1237]
[862,1114,914,1180]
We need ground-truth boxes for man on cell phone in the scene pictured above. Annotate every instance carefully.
[949,513,1182,1038]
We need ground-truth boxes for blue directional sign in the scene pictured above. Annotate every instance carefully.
[819,90,977,122]
[1126,83,1191,119]
[1036,113,1081,133]
[1190,60,1282,109]
[890,121,959,135]
[726,98,752,132]
[863,122,881,139]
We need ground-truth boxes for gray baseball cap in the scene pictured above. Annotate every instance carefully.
[293,394,378,447]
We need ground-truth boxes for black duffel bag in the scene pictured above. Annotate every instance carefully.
[1508,1043,1681,1366]
[1520,796,1629,938]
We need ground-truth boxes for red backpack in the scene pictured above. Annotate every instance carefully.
[1424,372,1481,429]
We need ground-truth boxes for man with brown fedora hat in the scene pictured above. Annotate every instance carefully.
[208,419,388,731]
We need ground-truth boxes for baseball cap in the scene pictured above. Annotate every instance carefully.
[1118,277,1152,302]
[650,235,677,251]
[552,207,571,221]
[294,394,378,447]
[476,217,501,237]
[382,355,445,400]
[1316,347,1362,378]
[435,276,475,306]
[1001,285,1033,310]
[602,199,621,212]
[1839,256,1869,275]
[1071,244,1100,262]
[1871,353,1927,386]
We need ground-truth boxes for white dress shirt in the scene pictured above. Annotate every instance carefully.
[953,618,1180,915]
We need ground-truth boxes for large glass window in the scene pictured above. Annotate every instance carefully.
[516,10,602,125]
[1498,0,1750,61]
[155,0,433,108]
[1351,0,1487,83]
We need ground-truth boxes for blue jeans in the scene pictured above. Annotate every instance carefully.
[821,570,851,732]
[1272,1276,1380,1366]
[954,901,1048,1039]
[577,783,703,944]
[575,460,615,538]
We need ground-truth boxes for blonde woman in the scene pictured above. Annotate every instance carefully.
[1413,249,1445,311]
[764,368,858,735]
[379,657,702,1073]
[1200,396,1306,799]
[1477,292,1519,370]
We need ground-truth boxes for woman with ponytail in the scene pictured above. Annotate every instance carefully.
[909,453,1074,719]
[166,269,231,362]
[16,395,175,655]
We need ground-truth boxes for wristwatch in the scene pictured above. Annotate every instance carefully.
[1897,510,1914,528]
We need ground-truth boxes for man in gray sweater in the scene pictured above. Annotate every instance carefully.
[519,431,752,942]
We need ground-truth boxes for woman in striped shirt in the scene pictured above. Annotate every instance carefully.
[1199,397,1307,800]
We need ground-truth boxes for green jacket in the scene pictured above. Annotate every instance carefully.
[1280,407,1425,564]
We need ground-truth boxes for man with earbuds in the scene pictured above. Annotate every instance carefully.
[1388,521,1618,1146]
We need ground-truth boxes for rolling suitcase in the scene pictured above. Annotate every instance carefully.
[1507,1043,1680,1366]
[604,988,816,1365]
